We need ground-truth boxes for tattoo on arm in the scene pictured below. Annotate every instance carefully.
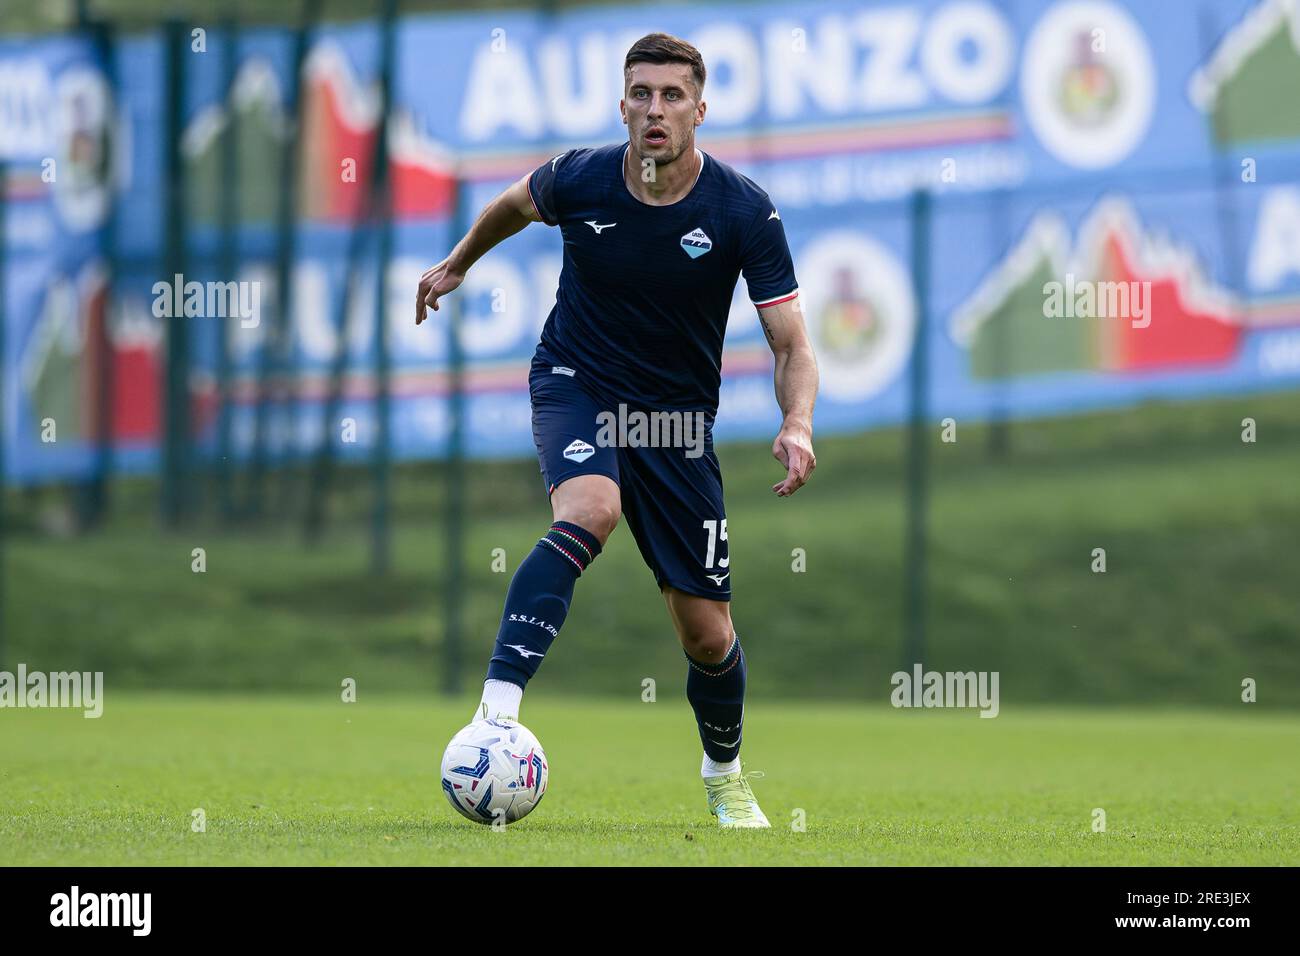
[758,311,776,343]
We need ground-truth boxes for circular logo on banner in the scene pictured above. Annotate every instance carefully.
[53,65,115,233]
[1021,0,1155,169]
[801,231,914,402]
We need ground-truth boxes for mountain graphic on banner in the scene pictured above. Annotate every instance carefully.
[1190,0,1300,145]
[951,199,1242,381]
[183,43,455,225]
[22,268,163,444]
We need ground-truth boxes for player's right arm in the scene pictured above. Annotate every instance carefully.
[415,172,541,324]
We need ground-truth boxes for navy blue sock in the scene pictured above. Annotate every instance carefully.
[685,634,746,764]
[486,521,602,687]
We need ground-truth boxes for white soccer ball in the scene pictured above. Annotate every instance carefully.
[440,718,549,825]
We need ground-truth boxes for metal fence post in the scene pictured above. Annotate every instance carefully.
[80,16,117,529]
[903,189,932,671]
[443,176,467,697]
[369,0,397,575]
[0,162,8,667]
[161,19,191,527]
[215,11,241,521]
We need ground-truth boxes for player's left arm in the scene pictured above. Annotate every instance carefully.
[758,296,818,497]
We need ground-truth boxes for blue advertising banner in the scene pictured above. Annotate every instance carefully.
[0,35,119,484]
[4,0,1300,485]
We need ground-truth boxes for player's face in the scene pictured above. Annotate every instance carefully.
[621,62,705,165]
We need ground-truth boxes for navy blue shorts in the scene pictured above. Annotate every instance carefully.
[529,350,731,601]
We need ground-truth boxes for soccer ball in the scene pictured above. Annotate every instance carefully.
[440,718,548,825]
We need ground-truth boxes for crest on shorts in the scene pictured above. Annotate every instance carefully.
[680,227,712,259]
[563,439,595,463]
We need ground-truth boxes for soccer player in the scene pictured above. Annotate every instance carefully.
[417,33,818,828]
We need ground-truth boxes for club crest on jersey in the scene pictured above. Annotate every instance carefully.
[563,439,595,463]
[680,227,713,259]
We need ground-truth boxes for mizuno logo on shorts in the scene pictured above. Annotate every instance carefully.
[563,439,595,463]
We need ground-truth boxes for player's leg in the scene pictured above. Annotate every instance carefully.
[662,585,745,771]
[662,587,767,827]
[476,367,620,722]
[617,442,769,827]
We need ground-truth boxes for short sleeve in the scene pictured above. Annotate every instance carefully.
[527,151,572,226]
[740,202,799,308]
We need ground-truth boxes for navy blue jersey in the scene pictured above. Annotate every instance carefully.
[527,144,798,415]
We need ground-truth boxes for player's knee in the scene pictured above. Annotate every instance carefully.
[555,496,620,545]
[679,623,734,665]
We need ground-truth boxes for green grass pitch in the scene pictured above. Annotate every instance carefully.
[2,693,1296,865]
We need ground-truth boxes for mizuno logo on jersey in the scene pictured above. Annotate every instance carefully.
[768,209,780,221]
[550,152,566,171]
[585,221,617,234]
[563,439,595,463]
[680,227,713,259]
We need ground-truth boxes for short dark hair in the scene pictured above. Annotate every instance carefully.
[623,33,706,96]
